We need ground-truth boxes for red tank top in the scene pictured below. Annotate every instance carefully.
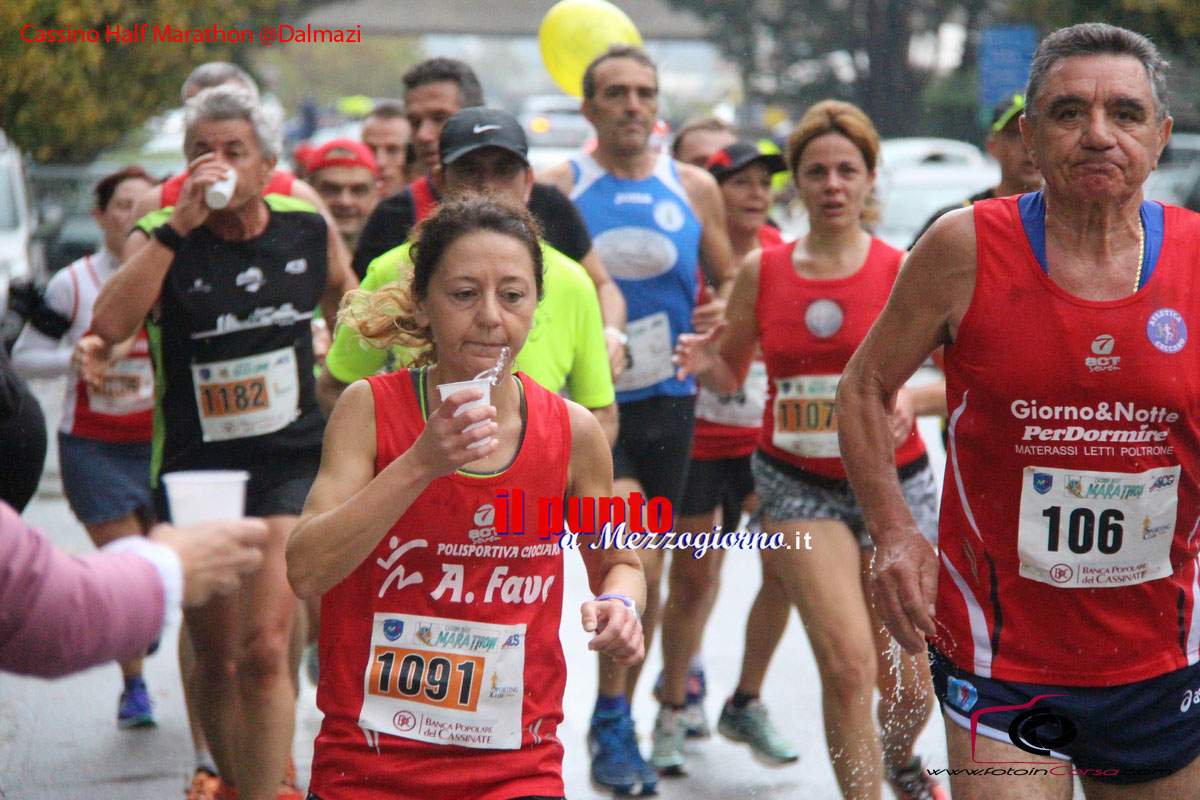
[310,368,572,800]
[937,196,1200,686]
[158,169,295,207]
[755,238,925,478]
[410,175,437,222]
[67,257,153,442]
[691,225,785,461]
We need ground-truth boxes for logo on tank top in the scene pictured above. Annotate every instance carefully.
[593,227,679,280]
[1085,333,1120,372]
[804,299,843,338]
[653,199,685,232]
[468,502,500,544]
[1147,308,1187,354]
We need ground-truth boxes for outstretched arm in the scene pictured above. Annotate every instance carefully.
[836,209,977,652]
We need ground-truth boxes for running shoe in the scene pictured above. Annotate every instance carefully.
[652,662,709,738]
[117,676,156,729]
[186,768,220,800]
[887,757,949,800]
[717,698,799,765]
[649,706,687,774]
[588,709,658,795]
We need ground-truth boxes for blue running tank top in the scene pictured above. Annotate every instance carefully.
[569,152,701,402]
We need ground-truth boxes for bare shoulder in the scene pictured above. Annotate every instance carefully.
[565,398,605,457]
[897,205,978,342]
[675,161,720,203]
[535,161,575,196]
[327,379,377,447]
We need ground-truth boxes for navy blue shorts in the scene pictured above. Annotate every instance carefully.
[612,395,695,511]
[678,454,754,530]
[58,432,153,526]
[930,645,1200,784]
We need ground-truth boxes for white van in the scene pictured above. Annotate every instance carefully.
[0,129,45,344]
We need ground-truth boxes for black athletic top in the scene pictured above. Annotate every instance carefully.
[137,196,328,482]
[352,181,593,277]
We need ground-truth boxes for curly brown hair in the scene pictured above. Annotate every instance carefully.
[337,194,544,367]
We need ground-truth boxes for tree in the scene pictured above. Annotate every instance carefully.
[664,0,1200,136]
[0,0,314,162]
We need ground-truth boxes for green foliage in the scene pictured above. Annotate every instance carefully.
[0,0,305,162]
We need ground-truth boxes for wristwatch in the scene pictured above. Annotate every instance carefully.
[596,593,640,618]
[604,326,628,346]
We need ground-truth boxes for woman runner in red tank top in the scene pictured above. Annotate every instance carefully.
[675,102,947,800]
[288,196,645,800]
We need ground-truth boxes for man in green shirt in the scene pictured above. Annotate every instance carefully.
[319,108,617,442]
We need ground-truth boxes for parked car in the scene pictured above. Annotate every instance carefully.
[880,137,991,172]
[519,94,593,150]
[875,163,998,250]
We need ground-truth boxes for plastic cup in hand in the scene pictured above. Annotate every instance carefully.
[437,346,510,450]
[437,377,494,450]
[162,470,250,525]
[205,168,238,210]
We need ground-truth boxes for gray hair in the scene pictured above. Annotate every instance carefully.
[181,62,260,103]
[183,86,280,162]
[1026,23,1169,123]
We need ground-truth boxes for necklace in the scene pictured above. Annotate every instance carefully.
[1133,216,1145,292]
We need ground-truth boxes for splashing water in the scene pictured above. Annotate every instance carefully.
[472,346,510,385]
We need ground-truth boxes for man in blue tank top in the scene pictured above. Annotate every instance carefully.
[539,44,734,794]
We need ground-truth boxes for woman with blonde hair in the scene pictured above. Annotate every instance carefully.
[675,100,946,800]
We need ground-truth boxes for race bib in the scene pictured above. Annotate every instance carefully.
[695,361,767,428]
[1017,465,1179,588]
[191,346,299,442]
[86,358,153,416]
[771,374,840,458]
[614,312,675,393]
[359,613,526,750]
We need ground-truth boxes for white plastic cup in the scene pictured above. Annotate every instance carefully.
[162,470,250,526]
[204,168,238,210]
[437,378,494,449]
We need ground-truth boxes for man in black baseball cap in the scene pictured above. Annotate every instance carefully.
[908,93,1042,248]
[439,107,530,168]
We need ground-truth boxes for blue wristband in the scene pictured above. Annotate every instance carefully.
[596,593,640,618]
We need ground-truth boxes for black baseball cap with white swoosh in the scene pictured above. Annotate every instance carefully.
[439,107,530,167]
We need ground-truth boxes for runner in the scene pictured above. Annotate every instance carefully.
[653,142,798,772]
[675,101,945,800]
[319,108,616,442]
[670,116,737,168]
[360,100,411,198]
[538,44,734,794]
[351,58,627,378]
[90,85,355,800]
[305,138,380,252]
[838,23,1200,800]
[288,194,646,800]
[10,165,158,728]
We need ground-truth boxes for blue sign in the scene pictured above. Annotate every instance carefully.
[979,25,1037,116]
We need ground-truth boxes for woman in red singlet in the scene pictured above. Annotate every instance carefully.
[287,196,645,800]
[675,102,946,800]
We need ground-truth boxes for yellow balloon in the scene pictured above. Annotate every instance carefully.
[539,0,644,99]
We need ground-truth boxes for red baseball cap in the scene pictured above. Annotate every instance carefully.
[306,138,378,176]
